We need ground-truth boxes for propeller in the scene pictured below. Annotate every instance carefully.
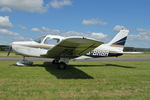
[7,46,12,56]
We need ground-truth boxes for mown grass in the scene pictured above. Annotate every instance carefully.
[0,51,21,58]
[143,51,150,54]
[0,61,150,100]
[120,51,150,57]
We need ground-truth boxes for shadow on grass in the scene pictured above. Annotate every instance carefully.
[105,64,136,68]
[11,62,135,79]
[32,62,94,79]
[69,64,136,69]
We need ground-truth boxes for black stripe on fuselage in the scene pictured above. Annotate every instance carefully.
[86,52,123,57]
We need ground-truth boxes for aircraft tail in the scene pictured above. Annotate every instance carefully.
[106,29,129,51]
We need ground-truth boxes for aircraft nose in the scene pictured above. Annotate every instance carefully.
[11,42,19,51]
[12,42,17,45]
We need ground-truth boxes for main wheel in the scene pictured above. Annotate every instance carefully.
[58,62,67,69]
[52,59,59,64]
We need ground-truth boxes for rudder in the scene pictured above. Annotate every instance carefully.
[107,29,129,51]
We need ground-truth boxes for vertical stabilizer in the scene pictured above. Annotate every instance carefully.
[107,29,129,51]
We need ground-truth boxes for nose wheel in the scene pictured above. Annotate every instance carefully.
[16,57,33,66]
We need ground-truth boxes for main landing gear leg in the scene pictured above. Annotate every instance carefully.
[52,59,59,64]
[16,56,33,66]
[52,58,69,69]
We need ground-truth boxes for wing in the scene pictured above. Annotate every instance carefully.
[46,37,103,58]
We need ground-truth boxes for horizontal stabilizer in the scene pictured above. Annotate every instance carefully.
[122,52,143,54]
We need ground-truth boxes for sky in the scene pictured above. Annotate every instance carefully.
[0,0,150,48]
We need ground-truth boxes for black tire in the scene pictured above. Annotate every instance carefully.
[52,60,56,64]
[52,59,59,64]
[58,62,67,69]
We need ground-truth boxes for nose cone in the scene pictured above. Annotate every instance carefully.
[11,41,27,55]
[12,41,22,45]
[11,42,18,51]
[11,41,19,47]
[12,42,17,45]
[11,41,25,52]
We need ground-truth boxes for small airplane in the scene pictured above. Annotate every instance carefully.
[8,29,133,69]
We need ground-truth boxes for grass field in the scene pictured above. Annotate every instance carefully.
[121,51,150,57]
[0,51,21,58]
[0,61,150,100]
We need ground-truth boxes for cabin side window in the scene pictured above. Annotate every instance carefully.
[44,37,59,45]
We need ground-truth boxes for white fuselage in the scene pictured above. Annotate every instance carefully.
[12,31,127,59]
[12,41,53,57]
[12,40,123,58]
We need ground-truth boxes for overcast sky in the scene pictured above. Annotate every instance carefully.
[0,0,150,48]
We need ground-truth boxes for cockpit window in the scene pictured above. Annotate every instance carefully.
[34,36,45,43]
[44,38,60,45]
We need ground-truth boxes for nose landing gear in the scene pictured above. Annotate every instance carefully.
[16,57,33,66]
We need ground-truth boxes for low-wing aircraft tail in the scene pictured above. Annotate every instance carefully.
[106,29,129,51]
[77,29,141,59]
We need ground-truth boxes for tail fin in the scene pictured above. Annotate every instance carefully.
[107,29,129,51]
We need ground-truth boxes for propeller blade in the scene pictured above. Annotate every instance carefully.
[7,46,12,56]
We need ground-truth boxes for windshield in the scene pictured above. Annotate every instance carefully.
[34,36,46,43]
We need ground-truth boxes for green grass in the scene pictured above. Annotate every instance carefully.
[0,61,150,100]
[120,51,150,57]
[143,51,150,54]
[0,51,21,58]
[121,53,150,57]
